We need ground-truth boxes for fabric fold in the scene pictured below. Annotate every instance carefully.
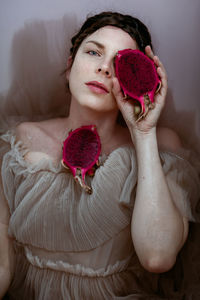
[1,129,200,300]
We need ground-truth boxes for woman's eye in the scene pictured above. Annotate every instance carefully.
[87,50,100,56]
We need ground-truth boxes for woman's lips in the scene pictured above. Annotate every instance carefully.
[85,81,109,94]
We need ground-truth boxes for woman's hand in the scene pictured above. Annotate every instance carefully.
[112,46,168,139]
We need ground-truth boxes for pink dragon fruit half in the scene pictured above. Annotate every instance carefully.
[62,125,101,194]
[115,49,161,121]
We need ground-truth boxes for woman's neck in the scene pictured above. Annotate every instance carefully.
[64,100,123,154]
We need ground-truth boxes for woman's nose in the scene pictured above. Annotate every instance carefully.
[96,63,112,78]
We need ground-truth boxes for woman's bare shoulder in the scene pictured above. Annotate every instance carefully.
[15,118,65,151]
[16,121,40,146]
[157,126,182,152]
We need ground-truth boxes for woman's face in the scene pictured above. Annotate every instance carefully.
[68,26,138,113]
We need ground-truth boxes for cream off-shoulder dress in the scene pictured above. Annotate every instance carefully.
[0,130,200,300]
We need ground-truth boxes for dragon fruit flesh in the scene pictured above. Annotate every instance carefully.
[115,49,161,121]
[62,125,101,194]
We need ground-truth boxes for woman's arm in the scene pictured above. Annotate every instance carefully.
[0,172,15,298]
[131,128,188,273]
[0,224,15,299]
[112,46,188,273]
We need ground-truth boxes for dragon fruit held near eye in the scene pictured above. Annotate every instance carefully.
[115,49,161,121]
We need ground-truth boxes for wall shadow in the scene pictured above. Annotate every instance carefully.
[0,14,79,132]
[159,88,200,155]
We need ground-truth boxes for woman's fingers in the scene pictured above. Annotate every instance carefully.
[145,45,154,59]
[153,56,167,81]
[112,77,140,123]
[145,46,168,100]
[145,46,166,78]
[112,77,125,104]
[154,57,168,98]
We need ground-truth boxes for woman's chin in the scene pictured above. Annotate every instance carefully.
[79,98,117,113]
[83,103,117,114]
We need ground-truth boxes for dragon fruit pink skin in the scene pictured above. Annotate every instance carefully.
[62,125,101,194]
[115,49,161,121]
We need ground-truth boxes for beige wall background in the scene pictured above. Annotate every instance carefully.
[0,0,199,153]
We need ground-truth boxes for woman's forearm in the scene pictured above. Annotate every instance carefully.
[131,128,188,273]
[0,224,15,298]
[0,267,11,299]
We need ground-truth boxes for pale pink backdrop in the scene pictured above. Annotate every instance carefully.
[0,0,199,153]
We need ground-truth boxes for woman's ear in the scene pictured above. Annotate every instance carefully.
[66,56,73,80]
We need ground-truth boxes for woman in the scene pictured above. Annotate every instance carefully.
[0,11,199,299]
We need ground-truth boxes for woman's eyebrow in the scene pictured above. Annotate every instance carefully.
[85,40,105,49]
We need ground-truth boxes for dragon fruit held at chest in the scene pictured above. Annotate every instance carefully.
[62,125,101,194]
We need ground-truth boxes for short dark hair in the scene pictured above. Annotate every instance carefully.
[70,11,153,63]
